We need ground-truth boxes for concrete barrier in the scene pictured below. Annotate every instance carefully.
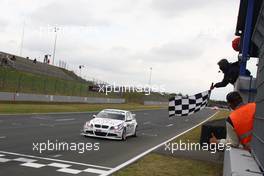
[223,148,261,176]
[0,92,125,104]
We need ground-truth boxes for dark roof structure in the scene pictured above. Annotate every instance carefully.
[235,0,263,57]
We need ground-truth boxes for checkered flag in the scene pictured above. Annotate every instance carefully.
[168,90,211,117]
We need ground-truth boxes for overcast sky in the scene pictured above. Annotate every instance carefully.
[0,0,258,100]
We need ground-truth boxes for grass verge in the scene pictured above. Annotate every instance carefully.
[114,110,230,176]
[114,153,223,176]
[0,102,166,114]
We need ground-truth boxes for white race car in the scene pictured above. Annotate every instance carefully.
[81,109,138,140]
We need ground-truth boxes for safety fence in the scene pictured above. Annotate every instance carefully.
[0,92,125,104]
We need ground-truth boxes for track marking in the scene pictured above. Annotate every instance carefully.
[0,136,6,139]
[83,168,108,174]
[21,162,46,168]
[0,111,96,116]
[48,162,71,168]
[52,154,62,158]
[166,124,173,127]
[14,157,36,163]
[141,133,158,137]
[55,118,75,122]
[142,121,151,125]
[0,154,111,175]
[57,168,82,174]
[0,108,167,116]
[101,111,218,176]
[51,122,82,126]
[0,158,11,162]
[0,151,112,170]
[12,123,21,126]
[40,123,54,127]
[32,116,50,120]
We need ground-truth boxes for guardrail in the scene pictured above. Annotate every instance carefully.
[143,101,168,106]
[0,92,125,104]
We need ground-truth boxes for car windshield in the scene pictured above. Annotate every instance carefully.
[97,111,125,120]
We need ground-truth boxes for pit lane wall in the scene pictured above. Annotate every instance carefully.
[223,2,264,175]
[0,92,125,104]
[251,2,264,171]
[143,101,167,106]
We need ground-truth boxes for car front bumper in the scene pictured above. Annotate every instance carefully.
[81,128,123,140]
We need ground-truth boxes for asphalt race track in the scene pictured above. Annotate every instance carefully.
[0,108,216,176]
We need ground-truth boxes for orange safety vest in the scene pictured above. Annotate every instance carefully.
[230,103,256,149]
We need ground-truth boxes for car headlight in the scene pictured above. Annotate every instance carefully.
[84,121,93,128]
[110,123,124,131]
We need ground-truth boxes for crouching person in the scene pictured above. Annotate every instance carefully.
[210,91,256,151]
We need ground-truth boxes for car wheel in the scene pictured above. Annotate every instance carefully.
[132,126,137,137]
[122,128,127,141]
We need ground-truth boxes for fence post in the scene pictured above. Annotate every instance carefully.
[54,80,57,94]
[43,78,46,94]
[31,77,34,92]
[2,68,7,89]
[64,82,66,95]
[0,68,4,88]
[17,74,22,92]
[72,83,74,96]
[80,84,82,96]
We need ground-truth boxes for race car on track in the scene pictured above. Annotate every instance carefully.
[81,109,138,140]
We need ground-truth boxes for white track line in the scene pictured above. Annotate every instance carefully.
[31,117,50,120]
[55,118,75,122]
[0,151,112,170]
[0,158,11,162]
[13,157,36,163]
[0,108,167,116]
[83,168,108,174]
[0,111,97,116]
[48,162,71,168]
[141,133,158,137]
[52,154,62,158]
[21,162,46,168]
[142,121,151,125]
[39,123,54,127]
[101,111,218,176]
[57,168,82,174]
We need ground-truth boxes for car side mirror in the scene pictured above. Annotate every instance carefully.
[92,114,97,118]
[132,114,136,118]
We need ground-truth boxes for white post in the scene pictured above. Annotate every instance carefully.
[52,27,59,65]
[19,20,26,56]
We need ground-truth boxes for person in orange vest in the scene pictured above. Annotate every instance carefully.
[210,91,256,150]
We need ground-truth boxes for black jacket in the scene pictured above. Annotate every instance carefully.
[214,62,250,88]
